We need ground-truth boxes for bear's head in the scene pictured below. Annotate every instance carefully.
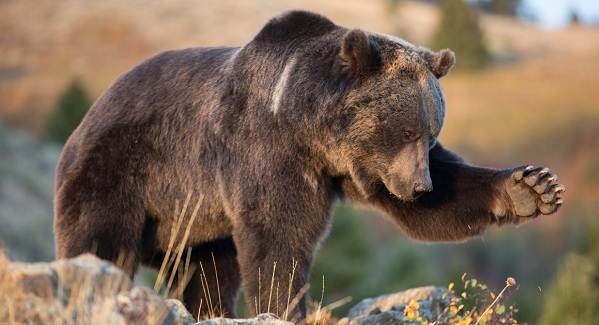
[250,11,454,201]
[324,29,455,201]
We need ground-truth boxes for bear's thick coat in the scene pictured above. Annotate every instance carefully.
[54,11,564,320]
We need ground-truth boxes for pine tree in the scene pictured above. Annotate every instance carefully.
[432,0,490,70]
[45,80,91,144]
[570,9,581,26]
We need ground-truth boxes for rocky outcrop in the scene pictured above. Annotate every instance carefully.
[197,313,291,325]
[0,252,449,324]
[0,253,292,324]
[0,253,189,324]
[339,286,452,324]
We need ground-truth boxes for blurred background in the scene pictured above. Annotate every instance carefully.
[1,0,598,323]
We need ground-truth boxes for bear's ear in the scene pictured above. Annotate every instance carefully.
[338,29,378,78]
[418,48,456,78]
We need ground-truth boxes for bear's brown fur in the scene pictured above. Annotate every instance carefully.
[54,11,565,320]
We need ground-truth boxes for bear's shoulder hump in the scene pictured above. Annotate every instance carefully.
[252,10,338,44]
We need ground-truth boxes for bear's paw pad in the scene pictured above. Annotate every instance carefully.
[507,165,565,218]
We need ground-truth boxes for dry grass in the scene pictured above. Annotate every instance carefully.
[474,277,517,325]
[440,52,599,153]
[146,208,348,324]
[147,194,321,322]
[152,193,205,301]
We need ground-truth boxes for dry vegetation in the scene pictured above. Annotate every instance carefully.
[0,247,520,325]
[150,193,344,323]
[145,193,523,324]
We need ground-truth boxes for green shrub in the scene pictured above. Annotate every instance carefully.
[539,222,599,325]
[539,254,598,325]
[45,80,91,144]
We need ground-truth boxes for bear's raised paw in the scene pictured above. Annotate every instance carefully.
[504,165,565,220]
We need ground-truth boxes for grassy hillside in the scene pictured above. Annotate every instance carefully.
[2,0,598,137]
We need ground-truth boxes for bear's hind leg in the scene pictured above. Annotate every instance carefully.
[54,180,146,277]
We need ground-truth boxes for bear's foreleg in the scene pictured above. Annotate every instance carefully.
[344,142,565,242]
[230,181,332,321]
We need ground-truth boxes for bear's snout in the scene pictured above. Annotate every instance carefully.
[412,179,433,199]
[384,140,433,201]
[384,171,432,201]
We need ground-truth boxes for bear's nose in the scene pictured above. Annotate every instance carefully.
[413,182,433,194]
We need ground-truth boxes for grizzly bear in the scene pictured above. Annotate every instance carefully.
[54,11,565,320]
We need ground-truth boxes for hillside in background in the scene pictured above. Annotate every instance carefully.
[0,124,58,262]
[2,0,597,219]
[1,0,598,136]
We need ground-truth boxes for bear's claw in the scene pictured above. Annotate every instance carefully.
[505,165,565,219]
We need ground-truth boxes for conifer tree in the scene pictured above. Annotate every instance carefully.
[45,80,91,144]
[432,0,490,70]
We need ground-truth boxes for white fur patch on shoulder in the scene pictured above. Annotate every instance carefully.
[225,48,240,68]
[271,57,296,114]
[303,171,319,192]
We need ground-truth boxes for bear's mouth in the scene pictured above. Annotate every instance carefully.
[344,165,421,202]
[380,179,430,202]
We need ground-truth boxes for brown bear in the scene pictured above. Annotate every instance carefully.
[54,10,565,320]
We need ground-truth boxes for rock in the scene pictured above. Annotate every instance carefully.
[0,252,453,325]
[197,313,292,325]
[0,253,295,324]
[342,286,452,324]
[115,287,186,324]
[166,299,197,324]
[0,253,194,324]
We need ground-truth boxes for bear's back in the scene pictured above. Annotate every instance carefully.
[56,46,239,194]
[80,47,238,135]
